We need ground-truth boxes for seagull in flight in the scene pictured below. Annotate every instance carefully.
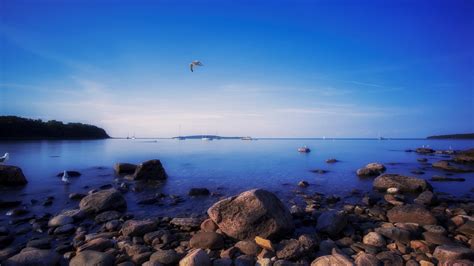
[190,60,203,72]
[61,170,70,184]
[0,153,9,164]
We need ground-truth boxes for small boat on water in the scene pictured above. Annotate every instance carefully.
[298,146,311,153]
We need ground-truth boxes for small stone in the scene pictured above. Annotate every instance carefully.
[235,240,262,256]
[298,181,309,187]
[70,250,115,266]
[200,219,218,232]
[363,232,386,247]
[179,249,210,266]
[189,232,224,250]
[255,236,275,251]
[48,214,73,227]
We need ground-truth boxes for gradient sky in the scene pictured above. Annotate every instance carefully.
[1,0,473,138]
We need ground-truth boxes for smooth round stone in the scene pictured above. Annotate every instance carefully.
[48,215,74,227]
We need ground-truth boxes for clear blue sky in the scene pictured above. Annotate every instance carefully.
[1,0,473,138]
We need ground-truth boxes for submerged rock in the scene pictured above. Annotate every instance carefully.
[0,165,28,186]
[188,188,210,196]
[207,189,294,240]
[55,170,81,177]
[373,174,430,193]
[79,189,126,214]
[431,176,466,182]
[356,163,386,177]
[415,147,435,154]
[432,160,473,173]
[129,159,167,180]
[316,210,347,237]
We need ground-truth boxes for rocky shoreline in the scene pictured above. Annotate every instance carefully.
[0,148,473,265]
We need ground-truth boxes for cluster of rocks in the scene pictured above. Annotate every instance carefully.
[1,149,473,265]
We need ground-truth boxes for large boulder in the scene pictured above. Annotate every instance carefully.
[387,204,437,225]
[373,174,430,193]
[316,210,347,237]
[433,245,474,264]
[3,248,60,266]
[79,189,127,214]
[0,165,27,186]
[114,163,137,174]
[70,250,115,266]
[128,159,167,180]
[356,163,386,177]
[207,189,294,240]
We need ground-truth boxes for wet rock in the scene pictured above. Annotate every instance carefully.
[95,210,122,223]
[355,252,381,266]
[326,158,339,163]
[0,165,28,186]
[189,231,224,250]
[114,163,138,174]
[422,231,454,245]
[56,170,81,177]
[417,158,428,162]
[387,204,437,225]
[316,210,347,237]
[430,176,466,182]
[384,194,404,206]
[311,248,354,265]
[27,238,51,249]
[362,232,386,247]
[188,188,210,196]
[235,240,262,256]
[416,148,435,154]
[276,239,303,260]
[207,189,294,240]
[414,190,435,206]
[311,169,329,174]
[54,223,75,235]
[432,160,473,173]
[48,214,73,227]
[70,250,115,266]
[356,163,386,177]
[373,174,430,193]
[179,248,210,266]
[221,247,238,259]
[78,237,114,252]
[410,240,430,253]
[0,246,21,261]
[457,220,474,237]
[69,192,86,200]
[234,255,255,266]
[0,200,21,208]
[375,251,403,266]
[298,181,309,187]
[79,189,127,214]
[150,249,181,265]
[214,258,233,266]
[129,159,167,180]
[433,245,474,264]
[375,227,411,244]
[121,220,158,237]
[3,248,60,266]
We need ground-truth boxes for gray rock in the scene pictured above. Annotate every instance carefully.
[413,190,435,206]
[207,189,294,240]
[150,249,181,265]
[276,239,303,260]
[375,227,411,244]
[70,250,115,266]
[48,214,73,227]
[3,248,60,266]
[362,232,385,247]
[189,231,224,250]
[235,240,262,256]
[355,252,381,266]
[79,189,127,214]
[387,204,437,225]
[316,210,347,237]
[356,163,386,177]
[129,159,167,180]
[373,174,430,193]
[121,220,158,237]
[114,163,138,174]
[179,249,210,266]
[95,210,122,223]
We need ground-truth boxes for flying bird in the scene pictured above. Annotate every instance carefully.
[190,60,203,72]
[0,153,9,163]
[61,170,70,184]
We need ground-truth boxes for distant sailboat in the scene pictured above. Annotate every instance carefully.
[0,153,9,163]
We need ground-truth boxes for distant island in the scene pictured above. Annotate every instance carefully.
[427,133,474,139]
[0,116,110,140]
[172,135,242,140]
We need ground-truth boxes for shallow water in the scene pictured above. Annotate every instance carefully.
[0,138,473,219]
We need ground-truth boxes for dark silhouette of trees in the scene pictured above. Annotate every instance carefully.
[0,116,110,140]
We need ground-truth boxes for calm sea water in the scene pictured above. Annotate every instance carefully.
[0,139,473,218]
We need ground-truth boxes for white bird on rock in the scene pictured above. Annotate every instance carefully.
[61,170,70,184]
[0,153,9,164]
[189,60,203,72]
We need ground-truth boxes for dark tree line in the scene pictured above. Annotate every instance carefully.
[0,116,110,140]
